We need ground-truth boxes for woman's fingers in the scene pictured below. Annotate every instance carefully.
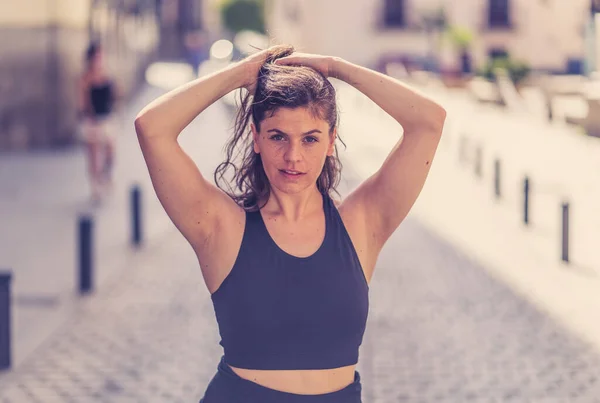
[273,53,330,77]
[274,56,298,65]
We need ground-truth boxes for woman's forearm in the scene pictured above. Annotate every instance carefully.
[135,62,246,140]
[330,57,446,133]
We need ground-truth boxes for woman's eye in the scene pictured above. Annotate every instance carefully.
[269,135,317,143]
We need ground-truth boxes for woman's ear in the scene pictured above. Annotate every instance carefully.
[251,123,260,154]
[327,128,337,156]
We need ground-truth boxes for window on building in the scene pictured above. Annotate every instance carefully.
[566,59,584,75]
[384,0,406,28]
[488,0,510,28]
[488,48,509,61]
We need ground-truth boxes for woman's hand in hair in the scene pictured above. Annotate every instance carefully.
[238,47,274,95]
[273,52,336,78]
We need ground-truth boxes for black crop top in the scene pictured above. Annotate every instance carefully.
[89,81,114,117]
[210,191,370,370]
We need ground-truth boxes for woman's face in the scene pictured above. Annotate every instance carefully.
[251,107,336,194]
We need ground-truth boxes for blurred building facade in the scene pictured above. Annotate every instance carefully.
[0,0,159,151]
[266,0,599,75]
[158,0,216,59]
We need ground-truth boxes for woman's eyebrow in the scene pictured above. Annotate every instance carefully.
[267,128,322,135]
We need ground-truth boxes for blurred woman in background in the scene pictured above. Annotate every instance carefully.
[78,41,119,204]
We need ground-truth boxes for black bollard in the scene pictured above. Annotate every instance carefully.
[561,202,569,263]
[131,185,142,247]
[523,177,530,225]
[474,145,482,178]
[0,271,12,370]
[494,159,501,198]
[79,216,93,294]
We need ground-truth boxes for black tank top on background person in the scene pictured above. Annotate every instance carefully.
[89,80,114,118]
[210,190,370,370]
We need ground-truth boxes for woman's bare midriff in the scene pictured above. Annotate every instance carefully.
[227,363,357,395]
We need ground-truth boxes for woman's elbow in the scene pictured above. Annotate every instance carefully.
[429,105,447,134]
[134,114,148,138]
[134,109,159,138]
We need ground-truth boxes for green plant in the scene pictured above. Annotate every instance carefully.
[220,0,265,34]
[446,26,474,50]
[477,57,531,85]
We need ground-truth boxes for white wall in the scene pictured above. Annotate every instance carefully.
[0,0,53,26]
[266,0,593,72]
[494,0,588,70]
[597,14,600,72]
[56,0,93,28]
[267,0,433,67]
[0,0,92,27]
[265,0,305,50]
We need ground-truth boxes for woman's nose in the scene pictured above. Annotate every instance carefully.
[284,143,302,162]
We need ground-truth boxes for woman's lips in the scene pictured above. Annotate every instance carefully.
[279,169,305,179]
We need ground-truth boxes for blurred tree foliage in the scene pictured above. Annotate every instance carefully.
[220,0,266,34]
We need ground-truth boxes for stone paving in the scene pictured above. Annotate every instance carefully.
[0,233,221,403]
[363,217,600,402]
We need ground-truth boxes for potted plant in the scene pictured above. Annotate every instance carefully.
[446,26,474,74]
[477,57,531,88]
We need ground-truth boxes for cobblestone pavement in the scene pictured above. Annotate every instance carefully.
[0,234,222,403]
[361,217,600,402]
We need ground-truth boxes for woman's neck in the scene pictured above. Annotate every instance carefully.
[261,187,323,222]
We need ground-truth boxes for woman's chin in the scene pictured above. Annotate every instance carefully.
[271,177,313,194]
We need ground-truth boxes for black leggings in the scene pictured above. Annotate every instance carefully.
[199,355,363,403]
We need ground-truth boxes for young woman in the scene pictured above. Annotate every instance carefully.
[135,45,446,402]
[78,42,118,203]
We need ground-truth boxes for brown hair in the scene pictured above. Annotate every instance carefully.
[85,41,101,71]
[214,44,346,212]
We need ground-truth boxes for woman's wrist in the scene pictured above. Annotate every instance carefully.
[229,59,253,90]
[329,56,348,81]
[227,61,243,88]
